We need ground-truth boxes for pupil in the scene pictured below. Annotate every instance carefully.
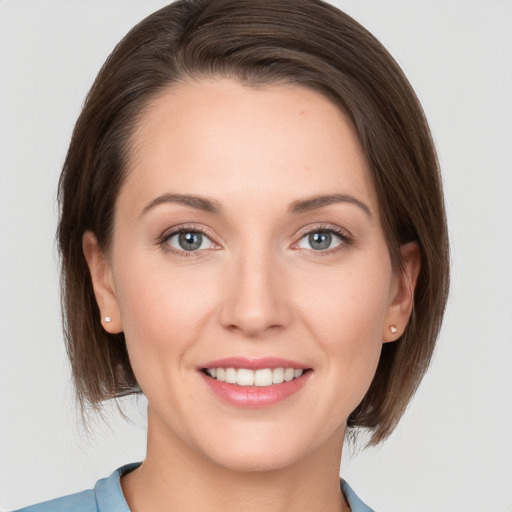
[179,231,202,251]
[309,231,331,250]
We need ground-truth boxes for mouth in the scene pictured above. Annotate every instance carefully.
[202,367,307,387]
[199,359,312,407]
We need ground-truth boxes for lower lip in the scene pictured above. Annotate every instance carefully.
[201,371,311,408]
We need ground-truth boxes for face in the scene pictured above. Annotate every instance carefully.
[85,78,415,473]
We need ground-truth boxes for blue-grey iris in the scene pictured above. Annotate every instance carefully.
[179,231,202,250]
[309,231,331,250]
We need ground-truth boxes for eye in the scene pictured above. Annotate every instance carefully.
[165,229,216,252]
[296,229,347,251]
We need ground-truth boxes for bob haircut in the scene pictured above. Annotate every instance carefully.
[58,0,449,445]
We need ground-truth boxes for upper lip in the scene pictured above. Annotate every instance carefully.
[199,357,309,370]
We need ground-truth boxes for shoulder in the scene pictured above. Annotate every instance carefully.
[340,479,376,512]
[12,463,141,512]
[13,489,97,512]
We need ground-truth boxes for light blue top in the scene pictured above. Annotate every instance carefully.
[15,463,375,512]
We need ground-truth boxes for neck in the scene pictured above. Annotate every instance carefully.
[122,408,349,512]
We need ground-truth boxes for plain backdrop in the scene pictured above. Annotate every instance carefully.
[1,1,511,511]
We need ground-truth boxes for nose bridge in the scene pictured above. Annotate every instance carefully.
[219,240,290,337]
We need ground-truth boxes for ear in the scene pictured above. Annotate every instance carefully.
[382,241,421,343]
[82,231,123,334]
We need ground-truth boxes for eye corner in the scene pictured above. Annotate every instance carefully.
[293,224,353,254]
[158,224,221,257]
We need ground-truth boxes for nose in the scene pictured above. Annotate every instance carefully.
[218,248,292,338]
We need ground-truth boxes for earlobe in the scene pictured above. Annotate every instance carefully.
[82,231,123,333]
[382,241,421,343]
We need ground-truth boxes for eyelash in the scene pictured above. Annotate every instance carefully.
[293,224,353,256]
[157,223,352,258]
[158,224,218,258]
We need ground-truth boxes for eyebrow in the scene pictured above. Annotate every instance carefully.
[140,193,223,217]
[288,194,372,216]
[139,192,371,218]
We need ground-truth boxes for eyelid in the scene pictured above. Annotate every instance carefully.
[291,223,353,252]
[294,223,352,241]
[158,223,221,255]
[157,222,352,256]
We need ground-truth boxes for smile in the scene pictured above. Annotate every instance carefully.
[199,358,311,407]
[205,367,304,387]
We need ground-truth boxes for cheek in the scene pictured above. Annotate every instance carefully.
[111,250,219,366]
[295,259,392,392]
[298,260,392,337]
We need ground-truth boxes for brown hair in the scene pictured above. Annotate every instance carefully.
[58,0,449,444]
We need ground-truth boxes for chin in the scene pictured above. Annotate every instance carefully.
[192,423,323,474]
[206,444,301,474]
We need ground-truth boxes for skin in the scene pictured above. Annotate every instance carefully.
[83,78,420,512]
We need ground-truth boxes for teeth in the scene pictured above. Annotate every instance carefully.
[284,368,295,382]
[254,368,273,387]
[237,368,254,386]
[272,367,284,384]
[216,368,225,381]
[225,367,237,384]
[206,367,305,386]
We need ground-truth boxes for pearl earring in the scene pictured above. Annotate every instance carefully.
[390,325,398,334]
[104,316,112,323]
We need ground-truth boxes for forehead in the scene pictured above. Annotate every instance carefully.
[122,78,377,215]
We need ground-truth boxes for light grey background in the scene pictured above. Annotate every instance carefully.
[1,1,511,511]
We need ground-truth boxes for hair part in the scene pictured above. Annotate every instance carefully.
[58,0,449,445]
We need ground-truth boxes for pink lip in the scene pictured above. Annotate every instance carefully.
[200,357,309,370]
[199,357,312,408]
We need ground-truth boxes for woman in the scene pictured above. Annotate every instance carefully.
[15,0,449,510]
